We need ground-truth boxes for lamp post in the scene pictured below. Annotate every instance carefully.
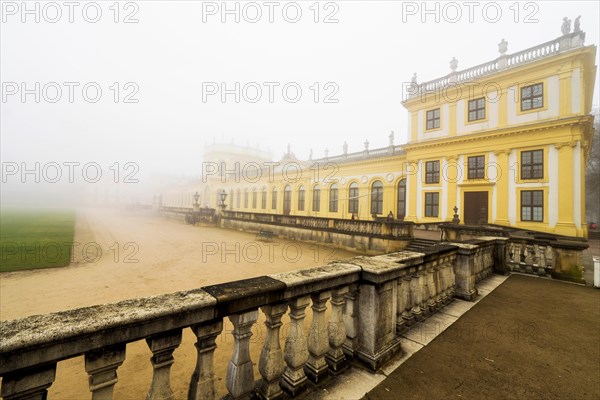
[193,192,200,211]
[219,190,228,211]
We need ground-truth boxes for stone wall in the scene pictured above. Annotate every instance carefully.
[222,211,413,255]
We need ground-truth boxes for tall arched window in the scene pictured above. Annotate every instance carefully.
[252,188,258,209]
[371,181,383,215]
[329,183,339,212]
[348,182,359,214]
[229,190,234,210]
[244,189,249,208]
[272,187,278,210]
[261,187,267,209]
[236,189,241,209]
[298,186,306,211]
[284,185,292,215]
[397,179,406,219]
[312,185,321,212]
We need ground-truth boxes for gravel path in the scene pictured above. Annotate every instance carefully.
[0,207,360,399]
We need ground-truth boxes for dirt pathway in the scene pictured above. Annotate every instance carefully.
[0,207,360,399]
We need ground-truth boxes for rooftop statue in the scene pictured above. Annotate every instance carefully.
[574,15,581,33]
[561,17,571,35]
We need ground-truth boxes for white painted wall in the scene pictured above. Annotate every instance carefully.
[456,92,499,134]
[507,75,560,125]
[417,104,450,141]
[571,67,581,115]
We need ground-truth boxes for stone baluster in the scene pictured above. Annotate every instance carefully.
[448,258,456,299]
[1,364,56,400]
[439,262,448,305]
[342,285,359,358]
[281,296,310,397]
[257,303,287,400]
[305,291,331,383]
[396,274,408,334]
[85,343,126,400]
[434,262,443,310]
[419,267,429,317]
[327,286,348,374]
[226,310,259,400]
[188,319,224,400]
[146,329,183,400]
[410,270,423,321]
[401,273,415,327]
[426,263,437,313]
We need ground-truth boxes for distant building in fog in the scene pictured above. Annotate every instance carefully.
[162,28,596,238]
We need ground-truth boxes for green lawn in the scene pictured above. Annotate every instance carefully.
[0,208,76,272]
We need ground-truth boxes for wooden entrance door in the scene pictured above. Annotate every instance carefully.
[464,192,488,225]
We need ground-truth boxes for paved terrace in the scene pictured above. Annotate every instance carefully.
[364,274,600,400]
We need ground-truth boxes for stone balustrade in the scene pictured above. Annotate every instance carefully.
[439,223,588,283]
[0,240,493,400]
[222,211,414,253]
[222,211,413,240]
[409,31,586,98]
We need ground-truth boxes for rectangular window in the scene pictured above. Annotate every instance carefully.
[426,108,440,130]
[272,191,277,210]
[468,98,486,121]
[521,150,543,179]
[521,190,543,222]
[425,161,440,184]
[521,83,543,111]
[252,191,257,208]
[424,192,439,217]
[261,191,267,209]
[468,156,485,180]
[244,191,248,208]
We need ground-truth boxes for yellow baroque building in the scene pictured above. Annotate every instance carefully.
[163,28,596,239]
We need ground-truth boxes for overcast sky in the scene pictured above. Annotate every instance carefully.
[1,1,599,203]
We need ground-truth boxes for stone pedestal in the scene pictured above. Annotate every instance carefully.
[453,245,479,301]
[356,280,400,371]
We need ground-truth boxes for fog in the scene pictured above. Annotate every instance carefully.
[1,1,599,207]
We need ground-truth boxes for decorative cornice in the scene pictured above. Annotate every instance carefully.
[404,115,591,152]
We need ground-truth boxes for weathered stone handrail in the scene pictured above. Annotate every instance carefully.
[222,211,414,240]
[0,240,495,400]
[439,223,588,282]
